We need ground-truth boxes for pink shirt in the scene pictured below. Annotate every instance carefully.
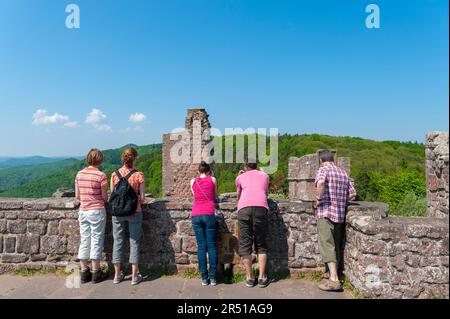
[235,170,269,212]
[191,176,216,217]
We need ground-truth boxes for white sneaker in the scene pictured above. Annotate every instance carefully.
[113,271,125,284]
[131,273,144,286]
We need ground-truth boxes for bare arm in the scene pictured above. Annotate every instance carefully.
[316,180,325,205]
[348,179,357,200]
[110,175,115,193]
[140,181,145,203]
[75,180,80,201]
[190,178,195,196]
[211,177,218,198]
[101,183,108,203]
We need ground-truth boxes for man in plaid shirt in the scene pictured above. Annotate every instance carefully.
[315,150,356,292]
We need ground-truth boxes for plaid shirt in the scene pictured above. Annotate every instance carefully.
[315,162,356,224]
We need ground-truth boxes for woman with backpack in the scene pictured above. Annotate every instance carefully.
[110,147,145,285]
[190,161,218,286]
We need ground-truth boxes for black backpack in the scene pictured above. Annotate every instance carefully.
[109,169,139,217]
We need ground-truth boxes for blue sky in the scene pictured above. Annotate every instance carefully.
[0,0,448,156]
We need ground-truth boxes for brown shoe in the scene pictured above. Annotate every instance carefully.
[318,279,343,292]
[80,267,92,284]
[92,270,108,284]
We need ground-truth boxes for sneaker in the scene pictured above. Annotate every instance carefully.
[210,279,217,286]
[245,278,257,288]
[131,273,144,286]
[201,279,210,286]
[318,279,343,292]
[113,271,125,284]
[258,276,270,288]
[80,267,92,284]
[92,270,108,284]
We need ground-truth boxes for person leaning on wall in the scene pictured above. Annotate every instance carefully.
[190,161,218,286]
[314,150,357,292]
[75,149,109,284]
[235,159,271,288]
[109,147,146,286]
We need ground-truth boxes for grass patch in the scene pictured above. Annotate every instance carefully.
[179,268,201,279]
[294,271,323,282]
[341,276,364,299]
[13,268,66,276]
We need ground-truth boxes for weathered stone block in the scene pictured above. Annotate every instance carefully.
[4,211,18,219]
[16,234,40,254]
[40,236,67,254]
[1,253,28,263]
[0,220,6,233]
[177,220,194,236]
[58,220,79,236]
[4,235,16,253]
[47,220,60,235]
[171,235,182,254]
[7,220,26,234]
[182,236,197,253]
[175,253,190,264]
[27,221,47,235]
[67,235,80,254]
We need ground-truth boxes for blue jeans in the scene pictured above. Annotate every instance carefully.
[192,215,217,281]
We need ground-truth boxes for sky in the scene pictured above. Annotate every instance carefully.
[0,0,448,157]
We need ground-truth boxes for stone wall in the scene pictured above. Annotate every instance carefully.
[0,196,322,275]
[0,197,448,298]
[162,108,212,198]
[426,132,449,218]
[345,203,449,299]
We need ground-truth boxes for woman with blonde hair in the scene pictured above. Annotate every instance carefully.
[110,147,145,285]
[75,149,109,284]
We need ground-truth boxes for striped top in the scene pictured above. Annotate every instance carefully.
[75,167,107,211]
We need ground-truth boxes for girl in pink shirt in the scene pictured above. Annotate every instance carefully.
[190,161,218,286]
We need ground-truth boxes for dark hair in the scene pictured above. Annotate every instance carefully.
[86,149,103,166]
[121,147,138,168]
[198,161,211,174]
[245,158,258,170]
[319,150,335,163]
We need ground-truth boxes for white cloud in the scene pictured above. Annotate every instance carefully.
[32,109,70,125]
[64,121,80,128]
[120,126,144,134]
[84,108,112,132]
[85,108,107,124]
[129,112,146,123]
[93,124,112,132]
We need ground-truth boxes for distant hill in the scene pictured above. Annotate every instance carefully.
[0,144,162,198]
[0,159,80,192]
[0,136,426,216]
[0,156,66,169]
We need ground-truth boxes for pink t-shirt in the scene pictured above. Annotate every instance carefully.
[192,176,216,217]
[235,170,269,212]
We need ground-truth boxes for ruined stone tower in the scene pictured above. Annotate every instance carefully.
[162,108,212,198]
[288,150,351,201]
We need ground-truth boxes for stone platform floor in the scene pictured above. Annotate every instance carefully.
[0,274,351,299]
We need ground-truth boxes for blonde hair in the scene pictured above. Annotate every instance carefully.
[86,149,104,167]
[121,147,138,168]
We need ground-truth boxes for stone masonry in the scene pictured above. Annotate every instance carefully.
[162,108,212,198]
[288,152,351,201]
[426,132,449,218]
